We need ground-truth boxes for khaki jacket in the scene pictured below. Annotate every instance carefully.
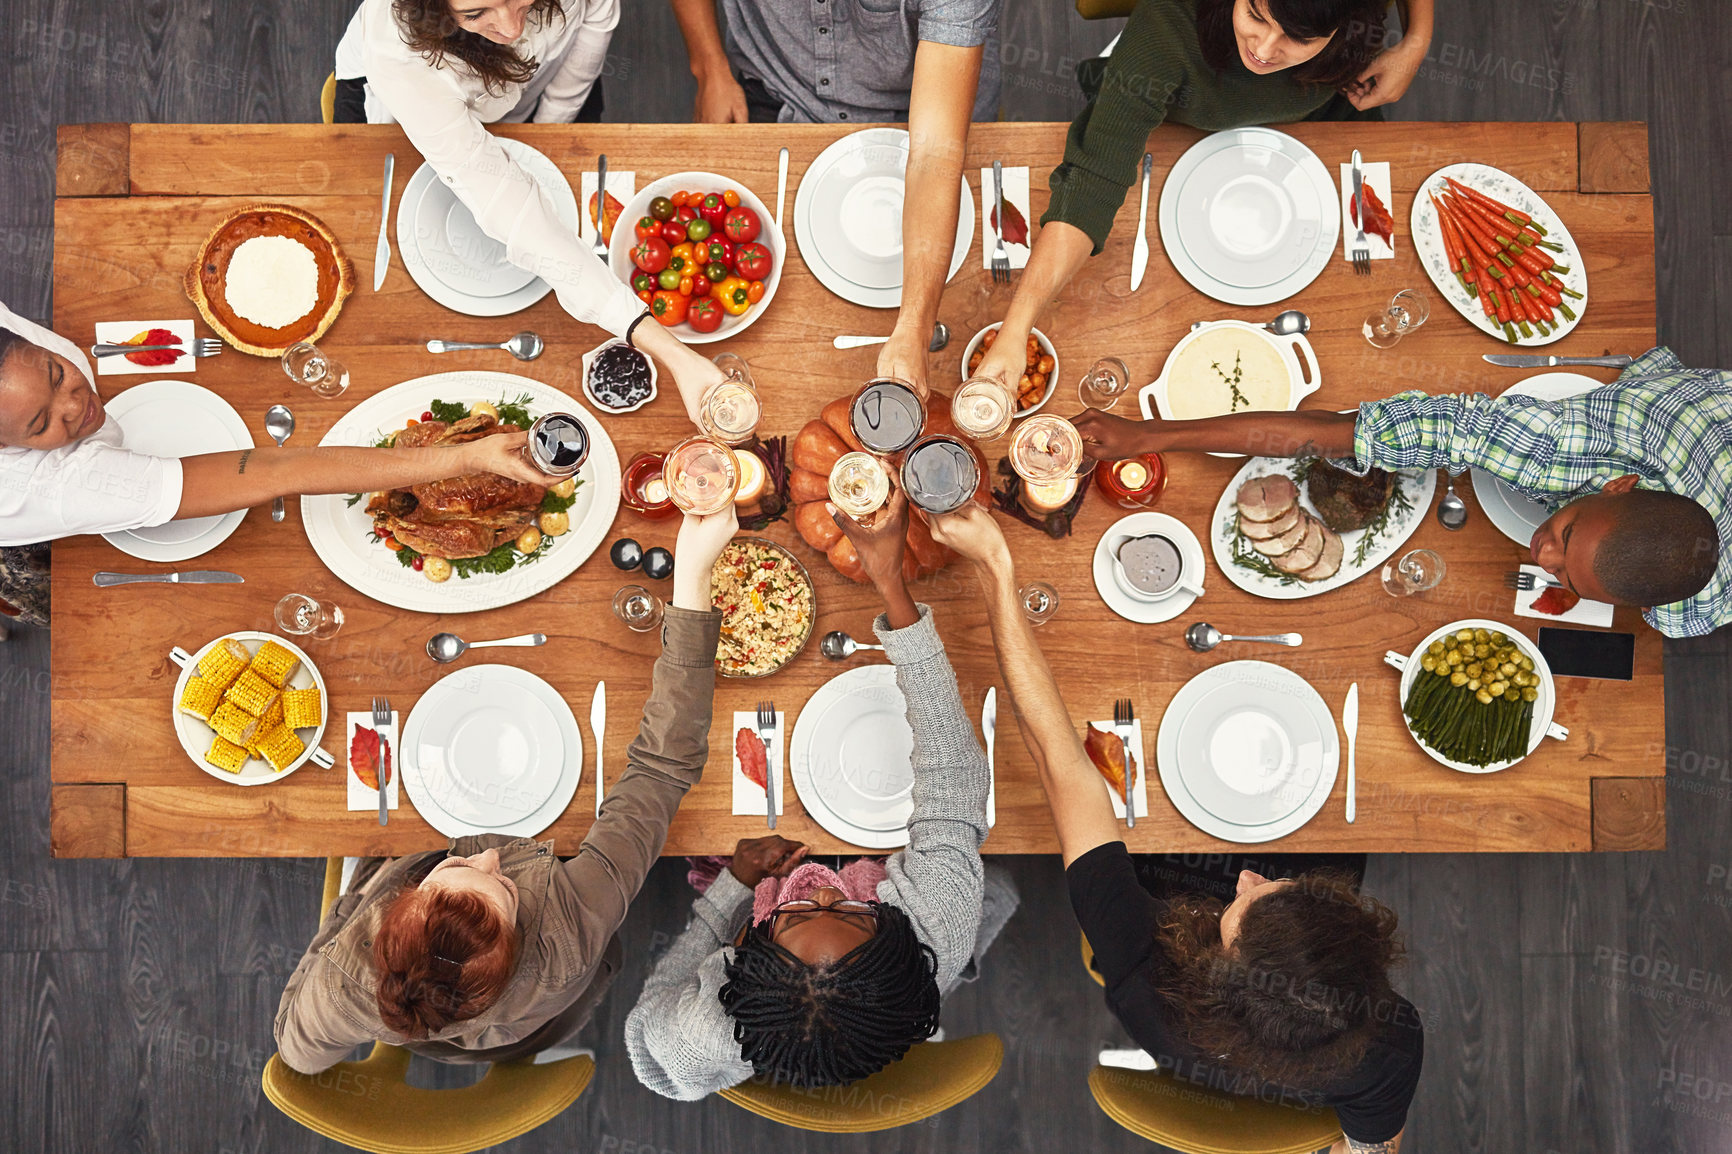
[274,607,721,1072]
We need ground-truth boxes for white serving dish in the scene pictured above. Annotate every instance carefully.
[168,631,334,785]
[958,323,1059,417]
[1139,320,1320,458]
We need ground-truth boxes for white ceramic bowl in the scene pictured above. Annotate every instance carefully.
[581,337,659,415]
[168,631,334,786]
[959,323,1059,418]
[608,172,785,345]
[1387,618,1561,774]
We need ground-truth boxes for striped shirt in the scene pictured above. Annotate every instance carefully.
[1352,347,1732,638]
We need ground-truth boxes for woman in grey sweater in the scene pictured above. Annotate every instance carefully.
[625,489,1017,1098]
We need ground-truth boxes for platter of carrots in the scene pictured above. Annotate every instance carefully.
[1409,163,1587,346]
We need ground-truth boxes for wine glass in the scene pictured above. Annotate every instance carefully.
[712,352,754,388]
[1362,289,1432,349]
[612,585,665,632]
[274,593,344,640]
[663,436,740,515]
[951,377,1014,441]
[849,378,926,455]
[281,341,349,399]
[1078,356,1131,410]
[1009,413,1090,484]
[1381,548,1446,597]
[1019,581,1060,625]
[828,452,892,523]
[699,377,761,446]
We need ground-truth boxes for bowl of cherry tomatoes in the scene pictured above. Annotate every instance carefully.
[609,171,784,345]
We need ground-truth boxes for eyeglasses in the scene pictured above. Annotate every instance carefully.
[767,898,879,935]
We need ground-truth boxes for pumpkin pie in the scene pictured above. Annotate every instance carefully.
[183,203,354,357]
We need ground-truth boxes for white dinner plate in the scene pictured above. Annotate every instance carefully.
[1092,511,1207,625]
[1159,128,1339,307]
[790,665,914,849]
[1156,661,1339,843]
[400,665,583,838]
[398,138,579,316]
[1209,457,1436,600]
[167,631,334,786]
[794,128,974,309]
[300,371,620,614]
[1410,162,1587,346]
[1471,372,1600,546]
[101,379,254,562]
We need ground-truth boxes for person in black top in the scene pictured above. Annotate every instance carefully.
[925,502,1422,1154]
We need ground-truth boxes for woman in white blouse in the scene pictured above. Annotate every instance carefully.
[332,0,723,410]
[0,302,560,627]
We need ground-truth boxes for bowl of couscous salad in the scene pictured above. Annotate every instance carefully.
[711,537,817,678]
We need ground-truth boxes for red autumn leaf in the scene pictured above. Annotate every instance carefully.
[589,190,625,245]
[1532,585,1581,616]
[991,200,1029,247]
[1083,724,1127,804]
[123,327,182,367]
[735,727,767,790]
[1351,183,1395,246]
[349,724,393,790]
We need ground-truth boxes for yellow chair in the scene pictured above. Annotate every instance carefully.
[320,72,337,124]
[1076,0,1136,19]
[717,1032,1004,1132]
[261,858,595,1154]
[1080,933,1343,1153]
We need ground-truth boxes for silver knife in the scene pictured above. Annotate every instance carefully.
[1350,149,1366,245]
[1483,353,1632,368]
[590,681,606,819]
[774,147,789,234]
[1129,152,1152,291]
[592,153,608,251]
[982,687,997,829]
[93,571,244,586]
[1342,683,1359,824]
[373,154,394,292]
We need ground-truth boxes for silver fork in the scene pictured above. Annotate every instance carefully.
[991,160,1010,285]
[1350,148,1370,277]
[757,700,777,830]
[1114,698,1136,830]
[372,695,392,827]
[1505,570,1563,591]
[91,338,224,358]
[591,154,609,257]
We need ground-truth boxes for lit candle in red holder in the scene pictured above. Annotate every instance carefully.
[622,452,677,519]
[1095,453,1166,509]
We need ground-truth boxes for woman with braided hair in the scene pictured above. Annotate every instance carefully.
[625,488,1019,1098]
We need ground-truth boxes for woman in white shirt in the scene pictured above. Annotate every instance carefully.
[332,0,723,409]
[0,301,561,627]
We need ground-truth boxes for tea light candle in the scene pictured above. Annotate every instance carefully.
[1020,475,1078,515]
[1096,452,1166,509]
[642,475,670,505]
[734,449,767,508]
[622,452,677,519]
[1116,460,1150,490]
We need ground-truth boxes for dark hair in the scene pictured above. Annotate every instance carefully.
[391,0,565,96]
[373,884,520,1037]
[1196,0,1387,89]
[1154,871,1405,1088]
[1594,488,1720,606]
[719,902,941,1088]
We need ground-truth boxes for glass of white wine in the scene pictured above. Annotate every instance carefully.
[663,436,740,515]
[952,377,1014,441]
[828,452,892,523]
[1009,413,1088,484]
[701,355,761,445]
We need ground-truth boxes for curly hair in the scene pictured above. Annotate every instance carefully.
[391,0,565,96]
[719,902,941,1088]
[373,883,520,1038]
[1196,0,1388,90]
[1154,870,1406,1087]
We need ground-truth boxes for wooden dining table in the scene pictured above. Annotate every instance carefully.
[47,119,1663,859]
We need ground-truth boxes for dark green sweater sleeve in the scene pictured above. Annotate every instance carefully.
[1043,0,1191,254]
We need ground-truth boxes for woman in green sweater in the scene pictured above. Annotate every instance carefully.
[975,0,1430,392]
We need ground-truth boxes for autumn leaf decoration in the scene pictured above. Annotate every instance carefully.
[992,200,1029,247]
[735,727,767,790]
[1083,724,1128,803]
[1350,183,1395,246]
[350,724,392,790]
[122,328,182,366]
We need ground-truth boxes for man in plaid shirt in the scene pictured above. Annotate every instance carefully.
[1073,347,1726,638]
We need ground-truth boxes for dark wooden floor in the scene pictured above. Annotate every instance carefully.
[4,2,1731,1151]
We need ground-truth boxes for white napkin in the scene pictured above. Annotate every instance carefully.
[732,711,785,816]
[1339,160,1395,260]
[1088,719,1149,819]
[579,170,637,246]
[93,319,197,376]
[1512,563,1615,627]
[980,165,1031,270]
[345,711,399,811]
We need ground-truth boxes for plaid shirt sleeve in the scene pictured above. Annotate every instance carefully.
[1352,390,1603,499]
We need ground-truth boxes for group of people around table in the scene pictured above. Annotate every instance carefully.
[4,0,1729,1148]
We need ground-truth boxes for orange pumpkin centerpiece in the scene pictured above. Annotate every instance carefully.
[787,391,991,584]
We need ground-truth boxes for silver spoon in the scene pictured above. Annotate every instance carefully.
[1184,623,1303,652]
[1436,471,1468,530]
[265,405,294,523]
[819,630,885,659]
[426,631,548,663]
[1265,310,1310,336]
[425,332,544,361]
[831,323,950,353]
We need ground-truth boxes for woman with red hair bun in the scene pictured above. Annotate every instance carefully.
[273,506,739,1072]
